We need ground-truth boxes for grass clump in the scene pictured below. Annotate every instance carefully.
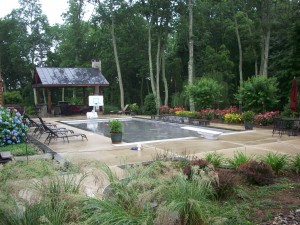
[261,152,290,174]
[227,151,253,169]
[204,151,224,168]
[292,153,300,174]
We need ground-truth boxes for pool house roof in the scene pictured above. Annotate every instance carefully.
[32,67,110,88]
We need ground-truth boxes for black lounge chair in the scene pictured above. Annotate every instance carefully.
[43,125,88,145]
[29,119,57,137]
[38,120,75,140]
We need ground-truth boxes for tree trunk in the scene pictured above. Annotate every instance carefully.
[161,45,168,106]
[111,16,124,109]
[234,15,243,86]
[148,24,156,97]
[155,36,161,115]
[188,0,195,111]
[262,28,270,76]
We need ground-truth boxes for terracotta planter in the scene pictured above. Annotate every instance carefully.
[110,132,122,144]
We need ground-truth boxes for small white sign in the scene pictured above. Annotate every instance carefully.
[89,95,103,106]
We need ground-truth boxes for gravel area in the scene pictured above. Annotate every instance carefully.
[262,209,300,225]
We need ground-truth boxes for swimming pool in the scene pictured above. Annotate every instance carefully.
[60,118,238,143]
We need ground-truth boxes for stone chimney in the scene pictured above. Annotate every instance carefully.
[92,60,101,71]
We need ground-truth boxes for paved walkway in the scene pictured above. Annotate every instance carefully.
[31,115,300,166]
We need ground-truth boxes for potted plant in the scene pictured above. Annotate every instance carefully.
[108,119,123,144]
[242,111,255,130]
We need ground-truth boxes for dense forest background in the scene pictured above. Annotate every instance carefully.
[0,0,299,113]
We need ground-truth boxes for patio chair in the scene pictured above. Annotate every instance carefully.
[28,119,57,137]
[37,118,75,139]
[116,104,130,115]
[43,124,88,145]
[272,118,287,137]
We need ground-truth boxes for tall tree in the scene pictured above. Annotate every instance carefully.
[188,0,195,111]
[94,0,125,109]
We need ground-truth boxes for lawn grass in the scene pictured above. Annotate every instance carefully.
[0,143,38,156]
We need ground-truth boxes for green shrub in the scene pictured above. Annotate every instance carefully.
[237,161,274,185]
[292,153,300,174]
[184,77,223,110]
[227,151,252,169]
[205,151,225,168]
[142,93,156,115]
[3,91,22,104]
[103,104,119,114]
[236,75,279,113]
[242,111,255,123]
[261,152,290,174]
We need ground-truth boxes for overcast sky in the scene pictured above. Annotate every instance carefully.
[0,0,94,25]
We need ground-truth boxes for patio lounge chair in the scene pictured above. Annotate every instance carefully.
[28,119,57,137]
[37,118,75,139]
[43,124,88,145]
[117,104,130,115]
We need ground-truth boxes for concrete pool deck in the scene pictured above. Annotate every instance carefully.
[31,114,300,166]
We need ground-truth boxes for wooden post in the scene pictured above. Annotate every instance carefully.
[47,88,52,112]
[83,87,86,105]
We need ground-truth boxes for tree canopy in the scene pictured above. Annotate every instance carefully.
[0,0,299,113]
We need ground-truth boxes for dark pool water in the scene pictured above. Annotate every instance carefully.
[61,118,235,143]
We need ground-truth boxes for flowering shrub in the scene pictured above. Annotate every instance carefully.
[160,105,170,114]
[214,106,240,120]
[0,106,29,146]
[175,110,197,117]
[160,106,185,114]
[254,111,279,126]
[197,108,215,120]
[224,113,242,124]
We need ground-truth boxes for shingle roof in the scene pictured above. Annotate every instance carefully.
[32,67,109,88]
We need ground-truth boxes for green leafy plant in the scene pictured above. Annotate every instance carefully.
[108,119,123,133]
[292,153,300,174]
[227,151,252,169]
[238,161,274,185]
[242,111,255,123]
[142,93,156,115]
[236,75,279,113]
[261,152,290,174]
[129,103,139,113]
[204,151,224,168]
[184,77,224,110]
[3,91,22,104]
